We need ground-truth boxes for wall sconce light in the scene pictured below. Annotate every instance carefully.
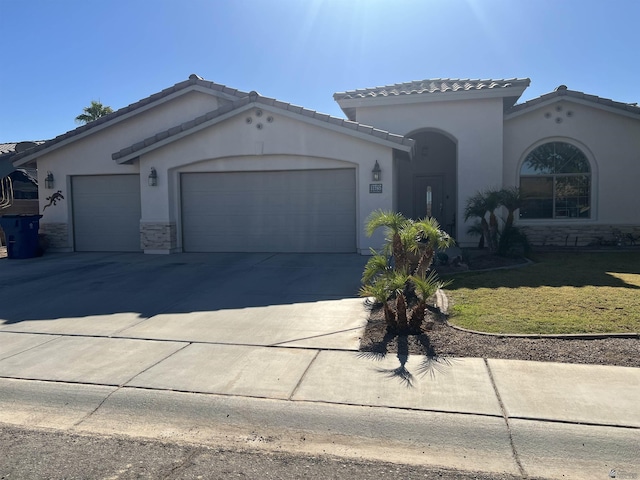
[44,171,54,189]
[148,167,158,187]
[372,161,381,181]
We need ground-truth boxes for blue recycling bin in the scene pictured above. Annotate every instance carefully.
[0,215,42,259]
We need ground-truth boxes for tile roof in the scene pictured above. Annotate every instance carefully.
[507,85,640,117]
[11,75,249,164]
[112,91,414,162]
[0,142,45,178]
[0,143,18,155]
[0,141,46,156]
[334,78,531,100]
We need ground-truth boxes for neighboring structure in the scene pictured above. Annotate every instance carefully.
[0,142,40,246]
[9,75,640,254]
[0,144,40,212]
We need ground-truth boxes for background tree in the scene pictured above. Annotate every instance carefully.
[464,192,492,251]
[75,100,113,124]
[464,187,530,256]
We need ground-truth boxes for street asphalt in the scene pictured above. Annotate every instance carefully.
[0,252,638,480]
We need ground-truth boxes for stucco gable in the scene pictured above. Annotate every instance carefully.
[506,85,640,121]
[12,75,248,167]
[334,78,531,120]
[112,91,414,164]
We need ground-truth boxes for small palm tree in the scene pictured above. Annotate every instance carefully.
[360,252,411,332]
[361,210,453,334]
[359,277,397,330]
[406,217,454,278]
[466,221,485,248]
[464,189,501,253]
[464,192,491,250]
[365,210,409,272]
[388,270,411,332]
[409,272,451,332]
[465,187,530,256]
[498,187,522,230]
[75,100,114,124]
[484,188,501,253]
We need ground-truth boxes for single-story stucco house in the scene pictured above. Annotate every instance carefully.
[9,75,640,254]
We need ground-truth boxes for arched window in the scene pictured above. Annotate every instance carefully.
[519,141,591,219]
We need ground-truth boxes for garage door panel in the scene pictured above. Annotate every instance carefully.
[72,175,141,252]
[181,170,356,253]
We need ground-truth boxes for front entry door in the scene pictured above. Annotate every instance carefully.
[413,175,444,224]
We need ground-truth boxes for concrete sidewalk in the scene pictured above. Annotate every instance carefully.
[0,253,639,479]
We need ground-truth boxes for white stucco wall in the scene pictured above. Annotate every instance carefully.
[504,99,640,226]
[35,89,223,234]
[137,106,397,253]
[353,97,506,246]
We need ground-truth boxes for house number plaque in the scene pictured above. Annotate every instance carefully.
[369,184,383,194]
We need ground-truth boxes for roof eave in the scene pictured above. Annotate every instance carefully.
[505,91,640,121]
[12,82,245,167]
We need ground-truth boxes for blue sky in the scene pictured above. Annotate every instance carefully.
[1,0,638,143]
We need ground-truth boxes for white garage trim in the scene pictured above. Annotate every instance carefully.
[72,175,141,252]
[181,169,356,253]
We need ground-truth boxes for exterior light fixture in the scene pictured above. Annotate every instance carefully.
[372,161,381,181]
[44,171,54,189]
[148,167,158,187]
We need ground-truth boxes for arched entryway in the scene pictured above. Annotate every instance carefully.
[397,130,457,235]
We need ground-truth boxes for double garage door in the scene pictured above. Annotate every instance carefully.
[181,169,356,253]
[71,169,356,253]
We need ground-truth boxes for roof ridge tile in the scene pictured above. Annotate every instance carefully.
[334,77,531,101]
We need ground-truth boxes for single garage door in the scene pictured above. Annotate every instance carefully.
[72,175,141,252]
[181,169,356,253]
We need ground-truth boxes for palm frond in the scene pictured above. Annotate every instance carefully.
[365,209,408,237]
[411,270,451,300]
[361,251,391,285]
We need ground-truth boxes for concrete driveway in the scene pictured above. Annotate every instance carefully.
[0,252,369,349]
[2,252,640,479]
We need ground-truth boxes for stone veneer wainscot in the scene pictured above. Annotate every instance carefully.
[140,222,177,252]
[39,223,70,251]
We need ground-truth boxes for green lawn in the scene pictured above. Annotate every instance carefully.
[445,251,640,334]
